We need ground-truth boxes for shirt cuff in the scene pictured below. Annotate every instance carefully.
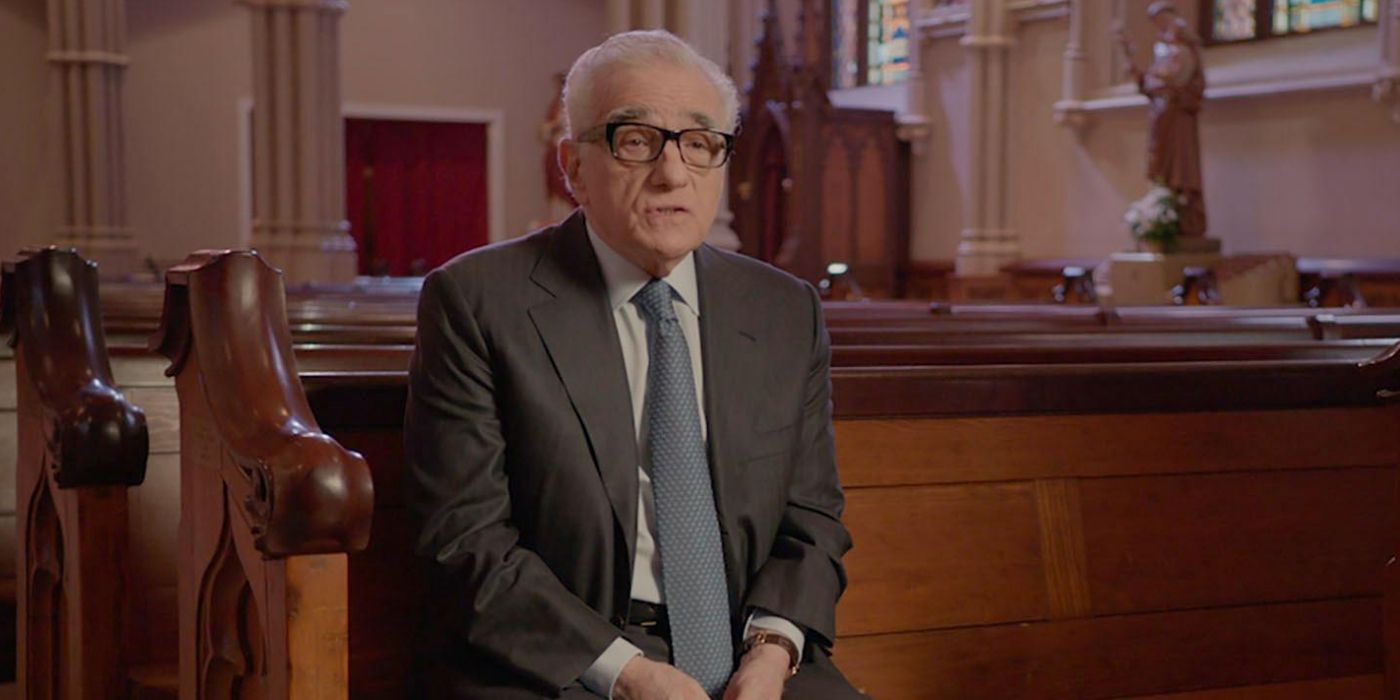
[744,610,806,665]
[580,636,645,699]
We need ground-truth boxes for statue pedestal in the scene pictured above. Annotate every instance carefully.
[1106,239,1223,305]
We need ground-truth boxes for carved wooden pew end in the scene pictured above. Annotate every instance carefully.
[2,246,149,698]
[152,249,373,697]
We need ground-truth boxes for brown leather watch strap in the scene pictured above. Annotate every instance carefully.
[743,629,800,678]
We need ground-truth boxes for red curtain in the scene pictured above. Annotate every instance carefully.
[345,118,489,276]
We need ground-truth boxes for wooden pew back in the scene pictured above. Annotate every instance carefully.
[82,276,1400,697]
[828,355,1400,697]
[293,340,1400,699]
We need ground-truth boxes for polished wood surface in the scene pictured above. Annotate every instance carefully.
[152,250,373,699]
[152,250,374,557]
[825,338,1400,697]
[836,599,1381,698]
[1311,313,1400,340]
[250,298,1400,696]
[33,266,1400,698]
[1,247,148,699]
[292,336,1400,699]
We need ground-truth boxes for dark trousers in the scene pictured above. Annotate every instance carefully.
[556,623,869,699]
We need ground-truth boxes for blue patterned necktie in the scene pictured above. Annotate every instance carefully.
[633,278,734,695]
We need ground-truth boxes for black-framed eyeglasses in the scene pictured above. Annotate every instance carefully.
[578,121,735,168]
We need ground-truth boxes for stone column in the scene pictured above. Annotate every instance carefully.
[242,0,356,286]
[675,0,743,251]
[46,0,141,276]
[638,0,665,28]
[1053,0,1090,130]
[728,0,759,93]
[899,16,932,153]
[607,0,630,34]
[1376,0,1400,122]
[955,0,1018,277]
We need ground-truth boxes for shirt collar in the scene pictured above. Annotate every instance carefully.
[586,222,700,317]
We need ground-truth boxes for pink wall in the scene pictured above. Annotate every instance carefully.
[339,0,606,242]
[909,36,971,261]
[0,0,56,256]
[126,0,251,265]
[117,0,607,265]
[11,1,1398,267]
[911,12,1400,264]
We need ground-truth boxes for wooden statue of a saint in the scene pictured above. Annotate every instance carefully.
[1117,0,1208,238]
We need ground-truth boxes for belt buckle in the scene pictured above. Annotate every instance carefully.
[639,618,657,629]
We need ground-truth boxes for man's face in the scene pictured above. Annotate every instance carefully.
[561,62,728,277]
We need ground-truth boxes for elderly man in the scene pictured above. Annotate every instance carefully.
[406,30,861,700]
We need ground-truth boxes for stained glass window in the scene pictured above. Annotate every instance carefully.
[868,0,911,85]
[1212,0,1258,42]
[1204,0,1378,43]
[831,0,911,88]
[1277,0,1378,34]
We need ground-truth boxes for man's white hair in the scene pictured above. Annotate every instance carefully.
[562,30,741,138]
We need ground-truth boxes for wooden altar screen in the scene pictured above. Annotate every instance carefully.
[730,0,910,297]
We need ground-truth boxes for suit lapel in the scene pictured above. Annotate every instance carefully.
[695,245,762,604]
[527,213,639,564]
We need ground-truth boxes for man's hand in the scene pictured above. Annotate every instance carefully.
[613,656,710,700]
[721,644,789,700]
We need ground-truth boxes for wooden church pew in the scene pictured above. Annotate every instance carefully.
[828,355,1400,698]
[149,250,374,698]
[0,248,149,698]
[49,325,413,699]
[289,336,1400,699]
[111,348,1400,697]
[1310,313,1400,340]
[66,265,1400,697]
[97,274,1400,348]
[829,338,1394,367]
[283,335,1395,374]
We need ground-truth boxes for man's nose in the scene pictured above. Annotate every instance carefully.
[648,139,690,188]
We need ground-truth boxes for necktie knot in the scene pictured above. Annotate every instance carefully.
[633,278,678,323]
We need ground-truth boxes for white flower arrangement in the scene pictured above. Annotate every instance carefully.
[1125,185,1184,252]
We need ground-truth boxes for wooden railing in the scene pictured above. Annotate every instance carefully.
[1,247,148,699]
[151,250,373,698]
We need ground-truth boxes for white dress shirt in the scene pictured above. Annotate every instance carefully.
[579,228,805,698]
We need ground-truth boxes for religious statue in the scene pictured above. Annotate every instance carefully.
[538,71,576,226]
[1117,0,1207,238]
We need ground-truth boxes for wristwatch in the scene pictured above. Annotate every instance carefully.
[743,629,800,678]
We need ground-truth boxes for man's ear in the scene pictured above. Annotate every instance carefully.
[558,139,587,205]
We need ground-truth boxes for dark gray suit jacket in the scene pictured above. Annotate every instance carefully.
[405,211,852,697]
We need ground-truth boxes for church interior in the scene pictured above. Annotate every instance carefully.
[2,0,1400,697]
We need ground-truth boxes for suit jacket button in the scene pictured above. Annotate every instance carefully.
[612,615,626,627]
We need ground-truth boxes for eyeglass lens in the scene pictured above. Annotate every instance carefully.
[611,124,729,167]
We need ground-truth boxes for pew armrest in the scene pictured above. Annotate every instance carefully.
[1,247,147,487]
[152,250,374,557]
